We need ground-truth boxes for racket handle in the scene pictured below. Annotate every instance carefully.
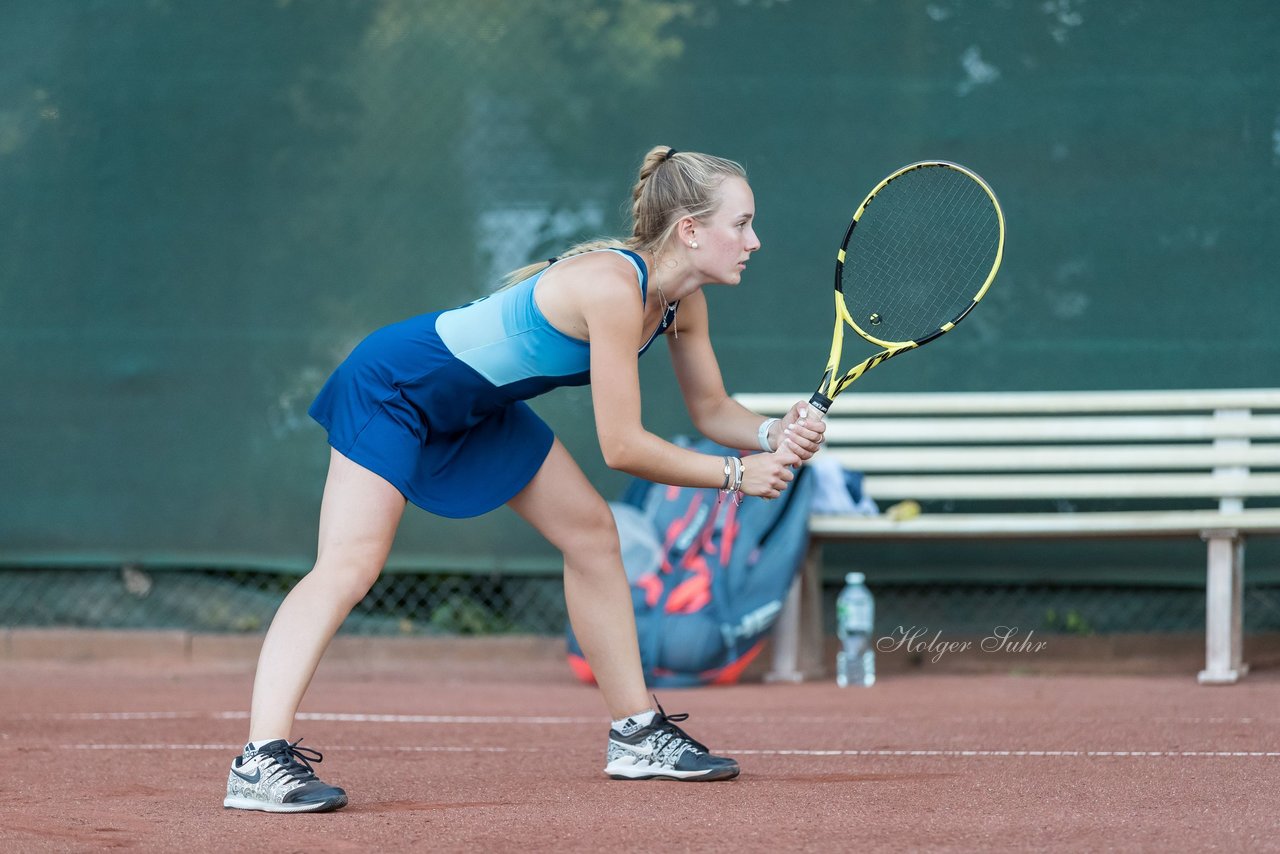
[777,392,830,467]
[806,392,833,422]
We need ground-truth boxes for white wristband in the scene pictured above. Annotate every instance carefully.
[758,418,780,452]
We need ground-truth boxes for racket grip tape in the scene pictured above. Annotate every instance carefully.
[807,392,834,421]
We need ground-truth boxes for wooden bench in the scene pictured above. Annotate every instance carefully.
[735,389,1280,685]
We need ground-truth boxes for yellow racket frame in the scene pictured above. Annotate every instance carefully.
[811,160,1005,415]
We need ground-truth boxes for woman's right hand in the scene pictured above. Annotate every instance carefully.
[738,445,802,499]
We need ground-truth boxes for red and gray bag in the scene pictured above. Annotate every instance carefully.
[567,438,815,687]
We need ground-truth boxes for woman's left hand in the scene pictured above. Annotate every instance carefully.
[772,401,826,461]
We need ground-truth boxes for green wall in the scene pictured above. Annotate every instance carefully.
[2,1,1277,575]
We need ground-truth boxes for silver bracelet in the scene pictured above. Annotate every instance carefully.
[758,418,780,452]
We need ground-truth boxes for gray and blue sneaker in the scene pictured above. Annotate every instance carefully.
[223,738,348,813]
[605,702,740,782]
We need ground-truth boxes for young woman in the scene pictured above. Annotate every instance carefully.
[223,146,827,812]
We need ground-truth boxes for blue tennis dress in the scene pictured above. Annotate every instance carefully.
[309,249,677,518]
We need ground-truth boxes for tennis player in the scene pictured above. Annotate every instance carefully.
[223,146,827,812]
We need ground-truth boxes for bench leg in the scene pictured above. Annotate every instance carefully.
[1198,531,1248,685]
[766,540,827,683]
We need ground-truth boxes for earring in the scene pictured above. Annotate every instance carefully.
[690,240,698,249]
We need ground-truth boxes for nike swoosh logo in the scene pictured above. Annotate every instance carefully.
[232,766,261,784]
[626,742,656,757]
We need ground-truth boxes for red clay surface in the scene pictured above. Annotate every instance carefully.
[2,636,1280,853]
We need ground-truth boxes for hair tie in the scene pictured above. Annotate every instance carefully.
[663,147,679,161]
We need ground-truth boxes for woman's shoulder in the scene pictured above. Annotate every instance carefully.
[551,250,646,302]
[559,247,645,277]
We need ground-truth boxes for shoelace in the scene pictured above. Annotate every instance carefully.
[650,699,709,755]
[260,738,325,783]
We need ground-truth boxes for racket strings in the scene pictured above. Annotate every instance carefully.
[840,165,999,344]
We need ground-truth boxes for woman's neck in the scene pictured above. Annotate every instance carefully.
[641,251,702,303]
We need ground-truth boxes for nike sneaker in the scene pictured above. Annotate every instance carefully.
[605,702,740,781]
[223,738,348,813]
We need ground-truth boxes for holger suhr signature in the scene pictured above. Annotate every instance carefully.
[875,626,1048,663]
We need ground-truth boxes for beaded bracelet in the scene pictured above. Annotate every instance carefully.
[718,456,745,504]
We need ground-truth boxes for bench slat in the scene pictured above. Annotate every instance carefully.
[737,389,1280,416]
[808,508,1280,539]
[826,444,1280,472]
[821,415,1280,444]
[860,472,1280,500]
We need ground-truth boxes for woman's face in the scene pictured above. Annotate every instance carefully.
[690,176,761,285]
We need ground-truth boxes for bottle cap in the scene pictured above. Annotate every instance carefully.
[845,572,865,585]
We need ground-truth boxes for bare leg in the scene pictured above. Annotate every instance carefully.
[247,449,406,741]
[507,439,650,720]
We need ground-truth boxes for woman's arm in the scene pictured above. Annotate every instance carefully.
[578,267,798,497]
[666,291,825,459]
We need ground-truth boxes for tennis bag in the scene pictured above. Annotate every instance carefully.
[566,438,815,687]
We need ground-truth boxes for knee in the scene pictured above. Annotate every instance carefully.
[560,502,622,568]
[311,542,386,606]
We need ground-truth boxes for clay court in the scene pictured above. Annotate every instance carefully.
[3,633,1279,852]
[6,4,1280,852]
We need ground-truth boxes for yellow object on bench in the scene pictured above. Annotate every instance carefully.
[736,389,1280,685]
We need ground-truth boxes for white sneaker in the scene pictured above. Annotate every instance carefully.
[223,738,348,813]
[605,702,740,782]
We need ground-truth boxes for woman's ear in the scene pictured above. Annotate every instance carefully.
[676,216,697,247]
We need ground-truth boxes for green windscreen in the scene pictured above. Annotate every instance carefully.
[2,1,1277,578]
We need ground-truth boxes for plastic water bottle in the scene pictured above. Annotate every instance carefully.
[836,572,876,687]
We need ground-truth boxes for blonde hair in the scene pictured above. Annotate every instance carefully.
[502,146,747,286]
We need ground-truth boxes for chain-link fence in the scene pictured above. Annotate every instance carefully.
[0,568,566,636]
[6,567,1280,639]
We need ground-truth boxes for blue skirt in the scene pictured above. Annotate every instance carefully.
[308,312,555,519]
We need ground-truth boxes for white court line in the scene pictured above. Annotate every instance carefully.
[732,748,1280,759]
[14,711,208,721]
[751,716,1265,725]
[37,744,1280,760]
[12,711,601,724]
[293,713,600,725]
[15,711,601,724]
[12,711,1270,726]
[14,711,1277,760]
[56,744,529,753]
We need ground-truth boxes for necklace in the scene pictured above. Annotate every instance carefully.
[655,286,678,339]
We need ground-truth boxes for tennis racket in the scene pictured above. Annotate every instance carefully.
[807,160,1005,417]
